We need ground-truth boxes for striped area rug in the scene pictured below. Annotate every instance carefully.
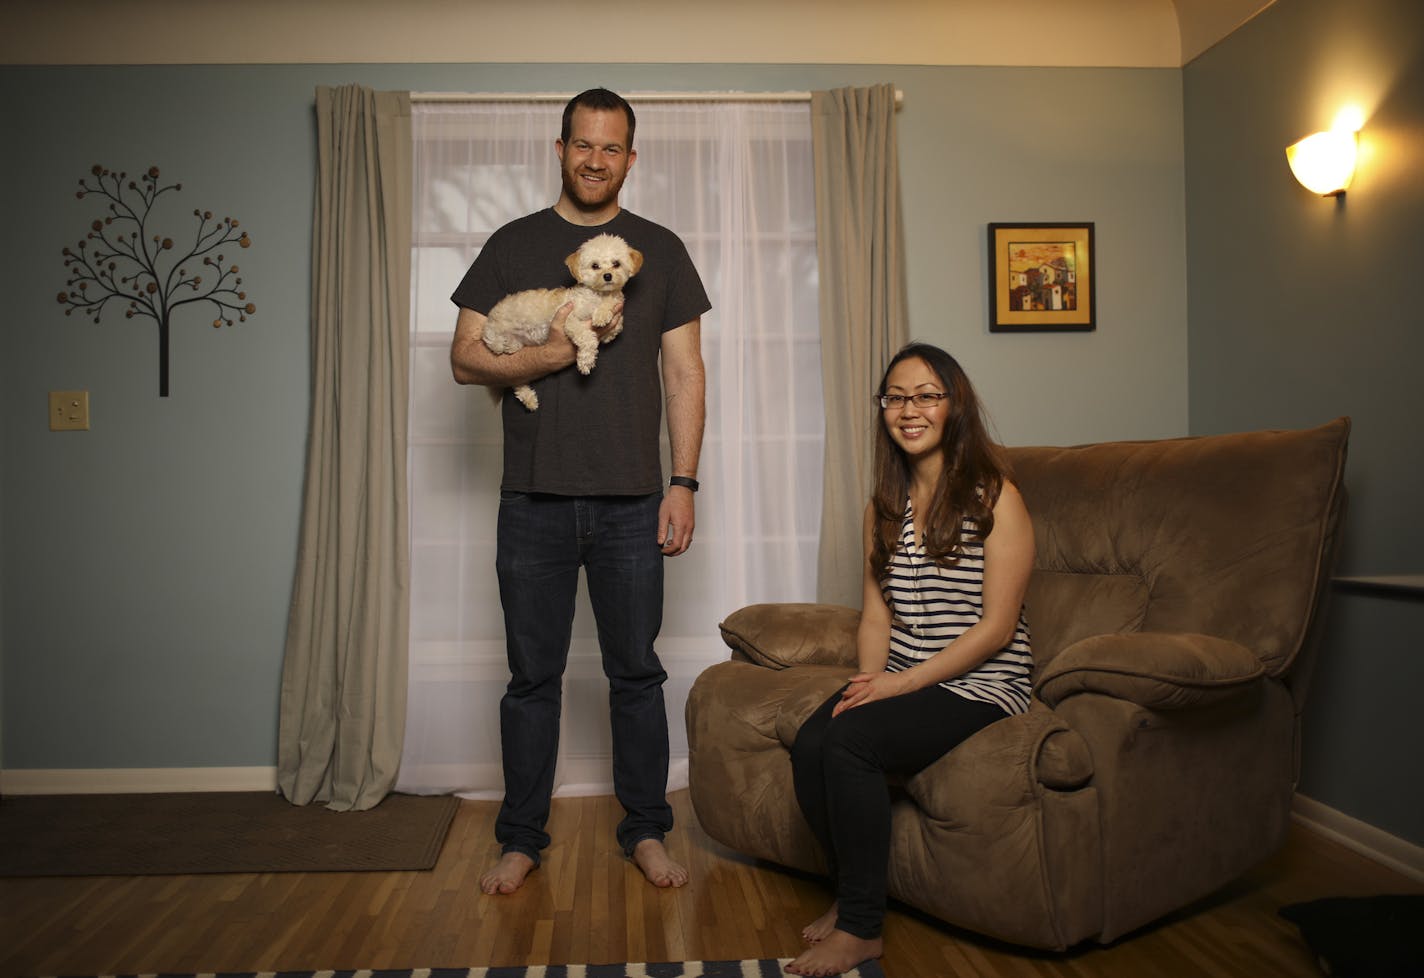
[40,964,887,978]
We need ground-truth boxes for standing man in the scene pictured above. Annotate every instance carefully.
[449,89,709,894]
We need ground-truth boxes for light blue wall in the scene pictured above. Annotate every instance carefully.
[0,63,1188,771]
[1184,0,1424,843]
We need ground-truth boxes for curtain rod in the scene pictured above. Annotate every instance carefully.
[411,90,903,106]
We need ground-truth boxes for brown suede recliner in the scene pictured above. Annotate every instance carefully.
[685,419,1350,950]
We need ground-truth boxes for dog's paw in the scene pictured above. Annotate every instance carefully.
[514,385,540,411]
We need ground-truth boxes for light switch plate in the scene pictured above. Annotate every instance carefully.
[50,390,90,431]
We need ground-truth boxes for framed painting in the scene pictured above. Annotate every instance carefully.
[987,223,1095,332]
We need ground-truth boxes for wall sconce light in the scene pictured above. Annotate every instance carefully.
[1286,127,1358,196]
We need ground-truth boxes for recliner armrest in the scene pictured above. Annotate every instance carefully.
[718,603,860,669]
[906,701,1093,816]
[1036,632,1265,710]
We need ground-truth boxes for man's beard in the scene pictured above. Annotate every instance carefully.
[562,165,624,211]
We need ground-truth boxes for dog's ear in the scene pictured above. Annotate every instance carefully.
[626,246,644,276]
[565,249,582,279]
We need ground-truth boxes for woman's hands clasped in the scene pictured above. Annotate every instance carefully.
[832,670,915,717]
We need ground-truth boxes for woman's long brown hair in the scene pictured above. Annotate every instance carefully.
[869,343,1011,583]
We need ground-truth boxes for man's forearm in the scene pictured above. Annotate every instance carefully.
[664,359,706,479]
[450,306,573,387]
[667,392,705,479]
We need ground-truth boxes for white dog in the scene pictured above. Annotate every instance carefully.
[482,233,643,411]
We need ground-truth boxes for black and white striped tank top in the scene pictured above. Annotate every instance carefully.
[883,499,1033,715]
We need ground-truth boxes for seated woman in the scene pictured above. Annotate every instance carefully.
[786,342,1035,977]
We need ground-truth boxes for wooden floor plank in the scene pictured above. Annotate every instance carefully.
[0,789,1417,978]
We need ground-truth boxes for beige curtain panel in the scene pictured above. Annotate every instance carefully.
[277,85,413,812]
[811,83,910,607]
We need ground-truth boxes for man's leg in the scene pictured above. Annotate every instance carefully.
[582,493,683,885]
[488,491,579,891]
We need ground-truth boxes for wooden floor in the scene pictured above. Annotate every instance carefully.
[1,789,1418,978]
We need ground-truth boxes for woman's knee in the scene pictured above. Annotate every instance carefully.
[816,710,894,770]
[790,719,827,770]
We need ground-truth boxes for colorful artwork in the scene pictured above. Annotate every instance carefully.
[988,224,1094,332]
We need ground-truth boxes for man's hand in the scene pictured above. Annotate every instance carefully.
[545,301,579,360]
[658,485,695,556]
[592,301,625,338]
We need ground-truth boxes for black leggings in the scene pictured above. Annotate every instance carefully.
[790,682,1008,939]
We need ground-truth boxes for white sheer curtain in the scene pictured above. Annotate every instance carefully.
[399,99,822,797]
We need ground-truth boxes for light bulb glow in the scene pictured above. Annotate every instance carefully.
[1286,129,1358,196]
[1331,106,1365,133]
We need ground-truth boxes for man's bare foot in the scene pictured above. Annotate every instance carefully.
[479,850,535,895]
[801,902,839,944]
[631,837,689,888]
[784,929,883,976]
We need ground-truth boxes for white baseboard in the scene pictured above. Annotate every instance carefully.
[1292,793,1424,883]
[0,766,278,795]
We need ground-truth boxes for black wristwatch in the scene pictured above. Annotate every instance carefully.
[669,475,700,493]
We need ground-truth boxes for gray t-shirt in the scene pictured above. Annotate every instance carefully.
[451,207,711,495]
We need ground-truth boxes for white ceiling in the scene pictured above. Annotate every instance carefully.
[1173,0,1276,63]
[1,0,1274,67]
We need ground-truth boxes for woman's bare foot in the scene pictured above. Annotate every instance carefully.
[784,928,883,976]
[478,850,535,894]
[801,902,839,944]
[631,837,689,887]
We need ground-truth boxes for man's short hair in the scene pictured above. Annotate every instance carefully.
[561,88,637,148]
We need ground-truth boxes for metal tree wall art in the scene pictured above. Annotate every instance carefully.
[58,165,255,396]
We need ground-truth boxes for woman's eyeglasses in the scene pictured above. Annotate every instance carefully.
[876,392,948,410]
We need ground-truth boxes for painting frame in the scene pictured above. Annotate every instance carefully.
[987,222,1095,332]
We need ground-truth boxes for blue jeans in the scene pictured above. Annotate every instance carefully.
[494,491,672,862]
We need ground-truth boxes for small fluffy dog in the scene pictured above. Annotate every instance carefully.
[482,233,642,411]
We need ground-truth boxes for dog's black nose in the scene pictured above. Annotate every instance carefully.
[603,273,613,281]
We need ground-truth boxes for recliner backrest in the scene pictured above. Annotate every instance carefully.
[1006,418,1350,679]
